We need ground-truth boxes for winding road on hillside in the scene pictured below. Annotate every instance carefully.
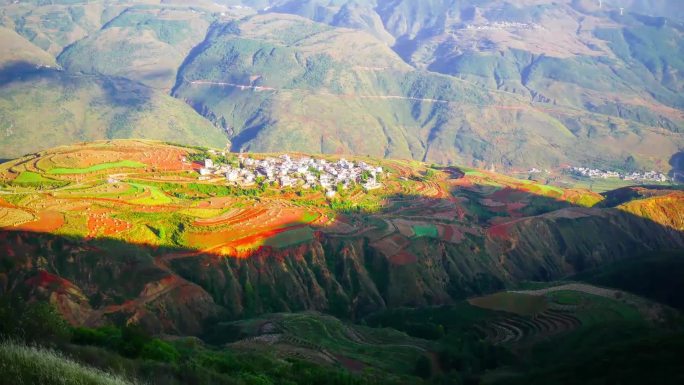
[187,79,451,103]
[185,78,604,119]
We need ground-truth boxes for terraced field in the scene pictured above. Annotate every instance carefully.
[469,285,658,346]
[1,139,681,337]
[0,139,607,262]
[223,312,431,375]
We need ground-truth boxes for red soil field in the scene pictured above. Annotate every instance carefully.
[389,251,418,266]
[487,223,511,239]
[393,219,415,238]
[196,197,235,209]
[491,188,528,202]
[138,148,187,171]
[451,176,475,188]
[187,206,319,255]
[438,224,465,243]
[194,207,269,227]
[87,211,132,237]
[506,202,527,216]
[334,354,366,373]
[371,234,410,258]
[48,145,188,172]
[25,270,78,294]
[14,210,64,232]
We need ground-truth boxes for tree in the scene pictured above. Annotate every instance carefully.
[623,155,638,173]
[0,296,71,345]
[415,355,432,379]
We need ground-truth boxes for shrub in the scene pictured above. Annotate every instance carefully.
[414,355,432,379]
[0,297,71,345]
[139,340,180,363]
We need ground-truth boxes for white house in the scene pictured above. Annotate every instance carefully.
[226,169,239,182]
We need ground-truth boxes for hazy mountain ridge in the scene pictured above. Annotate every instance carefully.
[0,0,683,173]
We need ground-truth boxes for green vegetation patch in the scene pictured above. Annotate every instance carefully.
[469,292,548,316]
[412,224,438,238]
[264,226,314,249]
[559,292,643,326]
[14,171,53,183]
[10,171,68,188]
[546,290,583,305]
[128,183,173,205]
[47,160,145,175]
[526,183,564,197]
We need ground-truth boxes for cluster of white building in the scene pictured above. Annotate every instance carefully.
[197,153,384,194]
[567,167,670,183]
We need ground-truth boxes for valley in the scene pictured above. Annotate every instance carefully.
[1,1,683,384]
[0,139,682,384]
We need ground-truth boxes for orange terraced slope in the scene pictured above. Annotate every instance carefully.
[0,139,682,331]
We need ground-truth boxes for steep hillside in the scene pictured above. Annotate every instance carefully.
[173,12,683,171]
[0,0,683,173]
[0,69,229,158]
[0,141,681,334]
[58,6,214,90]
[0,0,131,55]
[0,26,56,67]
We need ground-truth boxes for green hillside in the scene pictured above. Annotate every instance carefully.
[0,25,56,67]
[173,11,683,171]
[0,0,683,175]
[58,6,213,90]
[0,69,229,158]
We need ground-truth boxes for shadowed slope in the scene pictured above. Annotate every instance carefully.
[0,140,681,336]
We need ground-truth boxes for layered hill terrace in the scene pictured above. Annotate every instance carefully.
[0,140,682,333]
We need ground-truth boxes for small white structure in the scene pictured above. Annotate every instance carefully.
[363,180,382,191]
[226,169,239,182]
[199,168,212,176]
[204,158,214,169]
[280,175,295,187]
[325,190,336,199]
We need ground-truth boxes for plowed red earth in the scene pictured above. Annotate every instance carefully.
[14,211,64,232]
[389,251,418,265]
[334,354,366,373]
[488,223,511,239]
[439,224,465,243]
[87,210,132,237]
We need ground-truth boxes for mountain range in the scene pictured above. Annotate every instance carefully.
[2,1,684,384]
[0,0,683,174]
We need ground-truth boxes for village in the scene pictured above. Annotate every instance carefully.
[192,152,384,196]
[566,166,670,183]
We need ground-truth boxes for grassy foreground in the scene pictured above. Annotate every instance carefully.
[0,341,137,385]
